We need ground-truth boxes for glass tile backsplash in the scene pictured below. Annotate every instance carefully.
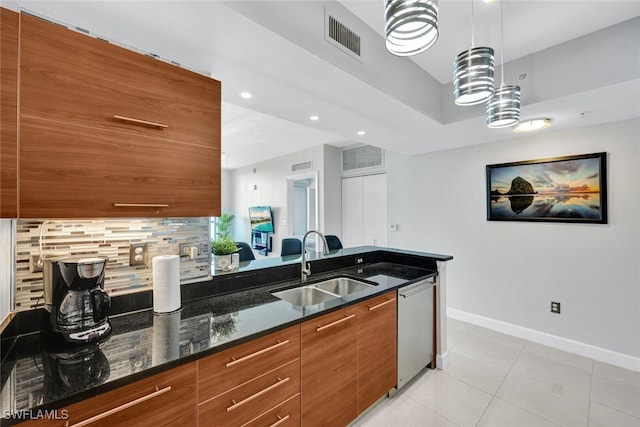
[15,218,211,311]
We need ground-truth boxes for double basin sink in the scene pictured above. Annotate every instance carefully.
[272,277,376,307]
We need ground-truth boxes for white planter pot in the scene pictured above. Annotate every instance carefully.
[213,254,232,271]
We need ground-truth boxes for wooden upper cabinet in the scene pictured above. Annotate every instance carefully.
[13,12,221,218]
[356,291,397,414]
[19,13,220,148]
[0,8,19,217]
[19,117,219,218]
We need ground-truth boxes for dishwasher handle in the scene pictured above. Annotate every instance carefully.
[399,281,434,298]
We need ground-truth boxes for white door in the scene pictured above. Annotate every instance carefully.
[341,176,364,248]
[341,174,387,248]
[363,174,387,247]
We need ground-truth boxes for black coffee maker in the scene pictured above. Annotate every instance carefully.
[44,257,112,344]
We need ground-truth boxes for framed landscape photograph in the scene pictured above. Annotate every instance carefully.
[486,152,607,223]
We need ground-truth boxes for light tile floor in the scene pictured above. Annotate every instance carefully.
[355,318,640,427]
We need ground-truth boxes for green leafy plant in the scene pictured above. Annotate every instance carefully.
[212,214,239,255]
[214,213,235,240]
[211,236,239,256]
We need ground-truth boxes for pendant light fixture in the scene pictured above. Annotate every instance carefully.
[513,118,551,133]
[453,0,495,106]
[385,0,439,56]
[487,0,520,128]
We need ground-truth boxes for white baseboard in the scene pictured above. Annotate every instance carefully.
[436,350,449,370]
[448,308,640,373]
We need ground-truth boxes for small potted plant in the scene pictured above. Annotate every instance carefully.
[211,214,239,271]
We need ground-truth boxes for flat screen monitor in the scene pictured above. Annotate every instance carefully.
[249,206,274,233]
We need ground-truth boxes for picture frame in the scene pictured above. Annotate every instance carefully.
[486,152,607,224]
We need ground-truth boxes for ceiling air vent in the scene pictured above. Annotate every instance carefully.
[292,161,313,172]
[342,145,384,172]
[325,11,361,61]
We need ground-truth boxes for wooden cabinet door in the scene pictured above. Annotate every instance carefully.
[301,307,357,427]
[1,8,18,217]
[15,12,221,218]
[356,291,397,414]
[20,362,197,427]
[19,117,220,218]
[19,13,220,148]
[198,360,300,427]
[198,325,300,403]
[243,394,300,427]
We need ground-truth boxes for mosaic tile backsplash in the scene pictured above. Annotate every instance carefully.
[15,218,211,311]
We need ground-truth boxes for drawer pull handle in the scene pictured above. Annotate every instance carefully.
[316,314,355,332]
[226,340,290,368]
[368,297,396,311]
[113,203,170,208]
[227,377,290,412]
[65,386,171,427]
[113,115,168,129]
[270,414,291,427]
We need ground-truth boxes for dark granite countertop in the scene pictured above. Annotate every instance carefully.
[1,247,451,424]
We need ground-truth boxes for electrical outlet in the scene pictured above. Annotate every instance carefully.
[129,243,148,266]
[179,242,210,262]
[30,255,43,273]
[551,301,561,314]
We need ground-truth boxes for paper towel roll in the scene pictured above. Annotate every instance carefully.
[152,255,181,313]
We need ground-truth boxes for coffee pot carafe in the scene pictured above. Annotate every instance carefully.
[44,257,112,344]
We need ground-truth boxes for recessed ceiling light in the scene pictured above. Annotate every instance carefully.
[309,115,320,121]
[240,92,252,99]
[513,118,551,133]
[357,130,366,136]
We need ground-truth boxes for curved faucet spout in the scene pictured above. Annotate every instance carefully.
[301,230,329,282]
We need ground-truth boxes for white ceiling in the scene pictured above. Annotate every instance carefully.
[7,0,640,169]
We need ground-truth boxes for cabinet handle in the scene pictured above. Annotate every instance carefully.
[368,297,396,311]
[316,314,355,332]
[113,203,170,208]
[226,340,290,368]
[113,115,168,129]
[226,377,290,412]
[65,386,171,427]
[269,414,291,427]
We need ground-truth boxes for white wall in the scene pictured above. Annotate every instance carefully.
[226,144,341,256]
[387,119,640,360]
[322,144,342,236]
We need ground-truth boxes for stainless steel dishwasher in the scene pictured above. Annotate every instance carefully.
[397,277,435,390]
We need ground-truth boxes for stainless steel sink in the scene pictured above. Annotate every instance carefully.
[272,286,338,307]
[271,277,376,307]
[313,277,374,296]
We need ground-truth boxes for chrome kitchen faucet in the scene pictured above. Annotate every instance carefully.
[301,231,330,282]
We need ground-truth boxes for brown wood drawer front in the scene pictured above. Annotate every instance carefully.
[198,359,300,427]
[19,117,220,218]
[243,394,300,427]
[301,307,357,427]
[198,325,300,402]
[19,13,220,148]
[356,291,398,414]
[20,362,197,427]
[1,8,19,217]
